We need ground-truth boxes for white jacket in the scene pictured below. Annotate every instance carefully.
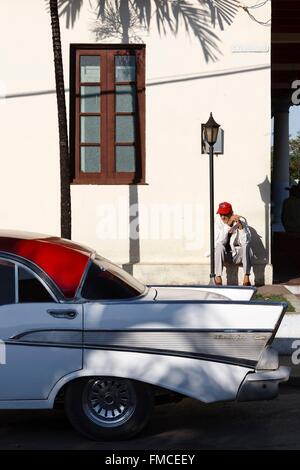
[215,216,251,255]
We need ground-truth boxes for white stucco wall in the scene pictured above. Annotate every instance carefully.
[0,0,272,284]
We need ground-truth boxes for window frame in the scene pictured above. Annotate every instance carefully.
[70,44,146,185]
[0,258,16,305]
[17,264,57,303]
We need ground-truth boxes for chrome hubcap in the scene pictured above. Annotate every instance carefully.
[83,378,136,427]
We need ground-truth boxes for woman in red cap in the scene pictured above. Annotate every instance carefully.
[215,202,252,286]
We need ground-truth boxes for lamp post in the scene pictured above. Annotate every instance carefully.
[203,113,220,284]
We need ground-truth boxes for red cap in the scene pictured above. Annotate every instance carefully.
[217,202,232,215]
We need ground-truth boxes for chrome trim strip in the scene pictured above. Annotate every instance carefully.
[151,284,257,293]
[82,299,287,307]
[4,340,257,368]
[5,340,82,349]
[74,251,95,301]
[10,328,272,366]
[82,346,257,368]
[82,328,273,333]
[83,330,271,362]
[11,327,273,340]
[242,367,290,382]
[14,264,18,303]
[12,330,81,343]
[11,328,82,339]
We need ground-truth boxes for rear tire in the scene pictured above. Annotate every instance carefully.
[65,376,153,441]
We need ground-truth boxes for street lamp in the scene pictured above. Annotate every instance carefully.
[203,112,220,284]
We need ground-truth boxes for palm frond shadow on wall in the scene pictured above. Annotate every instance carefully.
[56,0,239,63]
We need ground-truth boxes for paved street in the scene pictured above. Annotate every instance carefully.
[0,380,299,450]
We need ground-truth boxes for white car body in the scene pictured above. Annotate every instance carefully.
[0,284,287,407]
[0,231,290,439]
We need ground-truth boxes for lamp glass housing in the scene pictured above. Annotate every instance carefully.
[204,113,220,146]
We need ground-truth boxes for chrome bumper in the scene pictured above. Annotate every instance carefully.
[237,366,291,402]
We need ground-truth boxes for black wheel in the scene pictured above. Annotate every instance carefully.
[64,376,153,441]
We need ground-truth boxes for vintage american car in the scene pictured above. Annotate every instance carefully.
[0,230,290,440]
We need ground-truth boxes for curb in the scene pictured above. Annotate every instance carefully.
[256,285,300,356]
[284,285,300,312]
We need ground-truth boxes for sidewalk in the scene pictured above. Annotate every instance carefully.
[256,284,300,312]
[256,284,300,367]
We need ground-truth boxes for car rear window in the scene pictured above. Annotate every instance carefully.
[81,256,145,300]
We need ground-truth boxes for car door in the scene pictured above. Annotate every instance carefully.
[0,258,83,401]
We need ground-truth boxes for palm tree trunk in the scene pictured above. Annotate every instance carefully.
[119,0,130,42]
[49,0,71,239]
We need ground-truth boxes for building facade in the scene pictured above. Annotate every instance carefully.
[0,0,272,284]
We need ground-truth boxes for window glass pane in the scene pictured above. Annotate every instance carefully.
[80,56,100,82]
[81,147,101,173]
[0,260,15,305]
[18,267,53,303]
[81,86,101,113]
[116,116,135,142]
[115,56,136,82]
[116,85,136,112]
[116,146,136,172]
[81,116,100,143]
[81,256,145,300]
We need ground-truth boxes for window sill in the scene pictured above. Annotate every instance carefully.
[71,178,148,186]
